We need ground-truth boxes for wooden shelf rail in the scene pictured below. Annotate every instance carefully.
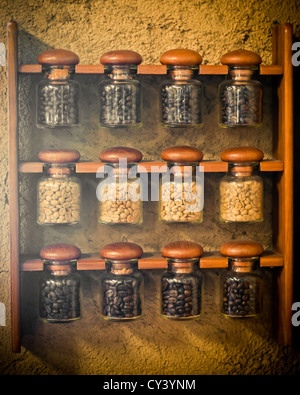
[19,160,284,174]
[18,64,283,76]
[21,251,283,272]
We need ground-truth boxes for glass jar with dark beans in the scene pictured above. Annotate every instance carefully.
[159,49,203,128]
[37,149,81,225]
[219,147,264,223]
[39,243,81,323]
[99,50,143,128]
[219,49,263,128]
[159,146,204,224]
[220,239,264,318]
[100,242,144,321]
[160,241,204,320]
[36,49,80,129]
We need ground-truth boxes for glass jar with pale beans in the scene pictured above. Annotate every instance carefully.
[159,49,203,128]
[99,50,143,128]
[37,149,81,225]
[160,241,204,320]
[218,49,263,128]
[159,146,204,223]
[219,239,264,318]
[100,242,144,321]
[36,49,80,129]
[39,243,81,323]
[97,147,143,225]
[219,147,264,223]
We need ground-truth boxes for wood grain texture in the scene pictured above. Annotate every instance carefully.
[8,20,20,353]
[272,23,294,346]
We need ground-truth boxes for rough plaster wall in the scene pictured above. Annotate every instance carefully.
[1,0,300,375]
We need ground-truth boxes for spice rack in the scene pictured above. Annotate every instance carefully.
[7,21,293,352]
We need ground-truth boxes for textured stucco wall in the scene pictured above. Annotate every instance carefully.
[1,0,300,375]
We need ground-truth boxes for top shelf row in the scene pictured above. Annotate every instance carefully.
[19,64,283,75]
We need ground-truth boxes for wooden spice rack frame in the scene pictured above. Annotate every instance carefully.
[8,21,293,352]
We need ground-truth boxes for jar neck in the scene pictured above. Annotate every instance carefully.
[44,163,75,177]
[106,259,138,275]
[228,66,257,81]
[166,162,198,177]
[103,162,139,177]
[44,259,77,275]
[168,66,197,80]
[106,65,136,80]
[228,162,259,177]
[167,258,199,274]
[44,65,74,80]
[228,257,259,273]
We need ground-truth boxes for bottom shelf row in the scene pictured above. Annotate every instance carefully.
[22,240,283,323]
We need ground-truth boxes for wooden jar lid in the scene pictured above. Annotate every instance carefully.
[161,241,204,259]
[220,147,264,163]
[221,49,262,67]
[40,243,81,261]
[100,242,144,261]
[99,147,143,163]
[160,49,203,66]
[161,146,203,163]
[38,149,80,164]
[220,240,264,258]
[100,50,143,65]
[37,49,80,65]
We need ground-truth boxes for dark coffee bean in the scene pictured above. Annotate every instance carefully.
[222,277,260,317]
[161,83,202,126]
[39,276,80,322]
[100,83,140,127]
[220,84,261,126]
[101,278,142,319]
[37,82,79,128]
[161,278,201,318]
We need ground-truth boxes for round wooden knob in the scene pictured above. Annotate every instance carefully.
[160,49,203,66]
[161,146,203,163]
[100,242,143,261]
[38,149,80,164]
[161,241,204,259]
[99,147,143,163]
[220,147,264,163]
[100,50,143,65]
[40,243,81,261]
[37,49,80,65]
[221,49,262,67]
[220,240,264,258]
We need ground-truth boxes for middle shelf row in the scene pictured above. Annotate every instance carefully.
[19,145,281,226]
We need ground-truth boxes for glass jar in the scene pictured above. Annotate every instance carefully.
[159,146,204,223]
[160,241,204,320]
[97,147,143,225]
[39,243,81,323]
[220,239,264,318]
[36,49,80,128]
[100,242,144,321]
[160,49,203,127]
[219,147,264,223]
[99,50,142,128]
[37,149,81,225]
[219,49,263,128]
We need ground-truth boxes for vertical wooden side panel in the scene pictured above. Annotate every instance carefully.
[7,21,20,353]
[273,23,294,345]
